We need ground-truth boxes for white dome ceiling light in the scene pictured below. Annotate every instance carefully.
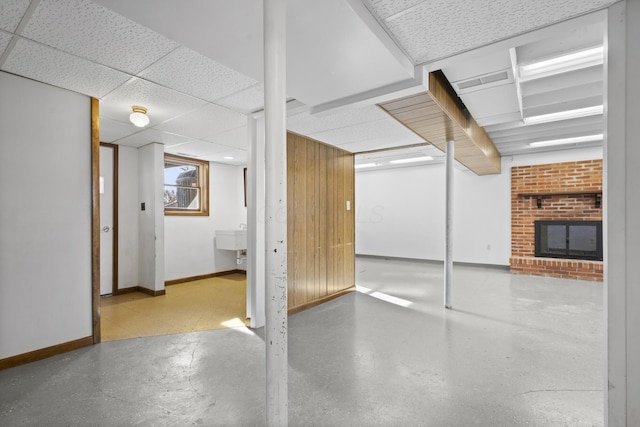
[129,105,150,127]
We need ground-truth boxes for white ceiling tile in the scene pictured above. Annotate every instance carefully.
[2,38,131,98]
[0,32,12,55]
[114,128,195,148]
[203,126,249,150]
[0,0,30,32]
[287,105,390,135]
[155,103,247,140]
[365,0,424,21]
[373,0,615,63]
[21,0,179,74]
[459,84,520,121]
[337,134,425,153]
[99,77,207,125]
[215,83,265,114]
[206,148,248,166]
[99,116,139,143]
[165,140,237,158]
[308,117,423,146]
[139,47,257,103]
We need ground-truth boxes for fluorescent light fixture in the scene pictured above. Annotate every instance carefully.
[223,156,234,160]
[523,105,603,125]
[389,156,434,164]
[519,46,603,81]
[529,133,603,148]
[354,163,378,169]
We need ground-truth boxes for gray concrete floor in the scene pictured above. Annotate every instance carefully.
[0,257,603,426]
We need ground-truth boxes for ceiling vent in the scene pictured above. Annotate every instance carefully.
[453,69,513,94]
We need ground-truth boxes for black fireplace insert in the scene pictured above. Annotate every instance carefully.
[534,220,603,261]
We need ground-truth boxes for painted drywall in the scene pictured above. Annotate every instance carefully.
[138,143,165,292]
[164,163,247,281]
[606,1,640,424]
[117,146,139,289]
[355,146,603,266]
[0,72,92,359]
[247,116,265,328]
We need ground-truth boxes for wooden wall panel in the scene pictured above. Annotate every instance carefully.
[287,132,355,312]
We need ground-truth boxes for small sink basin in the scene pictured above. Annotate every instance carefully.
[216,229,247,250]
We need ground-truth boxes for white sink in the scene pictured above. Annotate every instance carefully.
[216,229,247,250]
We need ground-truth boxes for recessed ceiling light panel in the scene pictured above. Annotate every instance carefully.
[528,133,603,148]
[523,105,603,125]
[389,156,434,164]
[519,46,604,82]
[354,163,378,169]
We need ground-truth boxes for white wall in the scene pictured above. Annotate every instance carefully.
[606,1,640,424]
[138,143,164,291]
[355,146,603,266]
[164,163,247,281]
[0,72,92,359]
[117,146,139,289]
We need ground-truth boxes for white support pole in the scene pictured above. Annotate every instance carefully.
[247,116,265,328]
[444,139,454,309]
[264,0,288,425]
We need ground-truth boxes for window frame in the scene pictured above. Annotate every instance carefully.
[164,153,209,217]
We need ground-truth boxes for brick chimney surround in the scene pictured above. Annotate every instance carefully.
[510,159,603,281]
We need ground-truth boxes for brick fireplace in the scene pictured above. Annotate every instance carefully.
[510,159,603,281]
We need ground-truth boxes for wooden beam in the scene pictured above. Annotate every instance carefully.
[378,70,501,175]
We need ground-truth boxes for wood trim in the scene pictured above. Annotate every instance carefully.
[165,270,247,286]
[112,287,138,295]
[164,153,210,216]
[518,191,603,197]
[91,97,101,344]
[100,142,119,294]
[0,336,93,371]
[136,287,166,297]
[288,286,356,316]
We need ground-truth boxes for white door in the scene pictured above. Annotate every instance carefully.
[100,145,114,295]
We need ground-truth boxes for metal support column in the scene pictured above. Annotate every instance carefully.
[264,0,288,425]
[444,139,454,309]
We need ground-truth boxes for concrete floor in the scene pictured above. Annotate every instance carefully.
[0,257,603,426]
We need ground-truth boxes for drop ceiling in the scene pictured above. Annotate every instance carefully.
[0,0,614,169]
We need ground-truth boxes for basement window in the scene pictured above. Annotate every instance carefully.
[164,154,209,216]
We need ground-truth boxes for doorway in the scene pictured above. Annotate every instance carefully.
[99,143,118,295]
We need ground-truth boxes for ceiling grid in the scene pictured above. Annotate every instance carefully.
[0,0,612,166]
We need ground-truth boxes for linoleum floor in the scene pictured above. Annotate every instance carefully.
[100,273,247,341]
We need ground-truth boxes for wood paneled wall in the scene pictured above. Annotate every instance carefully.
[287,132,355,313]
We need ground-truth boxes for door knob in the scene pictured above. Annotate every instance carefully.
[102,226,110,232]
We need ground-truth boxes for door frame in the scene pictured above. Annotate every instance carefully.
[100,142,119,296]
